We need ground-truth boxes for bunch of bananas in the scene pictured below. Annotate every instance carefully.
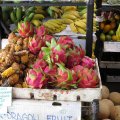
[10,7,22,24]
[24,6,45,27]
[116,24,120,41]
[47,6,63,19]
[10,6,46,27]
[61,6,80,24]
[43,19,67,34]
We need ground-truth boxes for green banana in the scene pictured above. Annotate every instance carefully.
[10,11,17,23]
[25,6,35,16]
[28,12,34,21]
[16,7,22,21]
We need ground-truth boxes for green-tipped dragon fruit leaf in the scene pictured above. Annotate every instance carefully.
[46,41,51,47]
[67,70,73,81]
[56,63,66,72]
[55,44,61,51]
[50,38,57,48]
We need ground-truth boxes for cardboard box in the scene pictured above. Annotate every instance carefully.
[0,99,81,120]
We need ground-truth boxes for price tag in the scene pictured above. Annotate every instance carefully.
[0,87,12,113]
[104,42,120,52]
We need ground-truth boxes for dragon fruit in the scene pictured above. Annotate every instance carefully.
[56,64,78,89]
[51,44,67,64]
[18,21,34,38]
[66,46,85,69]
[33,59,47,70]
[26,68,47,88]
[36,25,46,37]
[58,36,75,49]
[81,56,95,69]
[44,35,53,42]
[78,68,99,88]
[28,35,45,54]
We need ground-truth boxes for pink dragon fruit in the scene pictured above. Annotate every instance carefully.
[33,59,47,70]
[44,65,57,76]
[36,25,46,37]
[51,44,67,64]
[18,21,34,38]
[78,68,99,88]
[57,36,75,49]
[44,35,53,42]
[56,64,78,89]
[26,68,48,88]
[81,56,95,69]
[28,35,45,54]
[66,46,85,69]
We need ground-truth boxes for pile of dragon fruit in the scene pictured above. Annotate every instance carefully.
[18,22,99,89]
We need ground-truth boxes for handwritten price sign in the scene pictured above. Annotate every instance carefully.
[0,87,12,113]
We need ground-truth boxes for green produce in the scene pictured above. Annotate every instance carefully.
[16,7,22,21]
[100,33,106,41]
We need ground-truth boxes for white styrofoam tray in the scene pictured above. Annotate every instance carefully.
[12,59,102,102]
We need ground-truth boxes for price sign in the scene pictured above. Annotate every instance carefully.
[0,87,12,113]
[104,42,120,52]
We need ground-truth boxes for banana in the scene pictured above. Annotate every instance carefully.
[31,19,41,27]
[61,14,77,20]
[81,13,87,19]
[35,9,46,15]
[33,14,44,20]
[51,19,63,25]
[25,6,35,15]
[79,8,87,16]
[46,21,60,28]
[49,6,60,13]
[62,18,74,24]
[74,20,86,30]
[43,22,56,30]
[77,27,86,34]
[10,11,17,23]
[62,6,77,12]
[28,12,34,21]
[70,23,78,33]
[16,7,22,21]
[63,11,80,18]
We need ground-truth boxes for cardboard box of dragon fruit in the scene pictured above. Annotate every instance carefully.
[0,25,102,102]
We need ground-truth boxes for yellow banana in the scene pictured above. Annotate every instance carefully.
[61,14,77,20]
[33,14,44,20]
[62,18,74,24]
[75,20,86,30]
[51,19,63,25]
[64,11,80,18]
[77,27,86,34]
[43,22,56,30]
[70,23,78,33]
[46,21,60,28]
[81,13,87,19]
[31,19,42,27]
[35,9,46,15]
[62,6,77,12]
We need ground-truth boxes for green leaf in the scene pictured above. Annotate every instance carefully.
[46,41,51,47]
[50,38,57,48]
[67,70,73,81]
[56,63,65,72]
[55,44,61,51]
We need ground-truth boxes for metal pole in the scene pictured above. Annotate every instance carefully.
[86,0,94,57]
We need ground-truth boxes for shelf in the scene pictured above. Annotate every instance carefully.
[102,3,120,11]
[103,41,120,52]
[100,61,120,69]
[0,1,87,7]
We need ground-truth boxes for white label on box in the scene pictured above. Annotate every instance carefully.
[0,100,81,120]
[104,42,120,52]
[0,87,12,113]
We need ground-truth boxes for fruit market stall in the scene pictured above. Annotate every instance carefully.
[95,0,120,91]
[0,0,101,120]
